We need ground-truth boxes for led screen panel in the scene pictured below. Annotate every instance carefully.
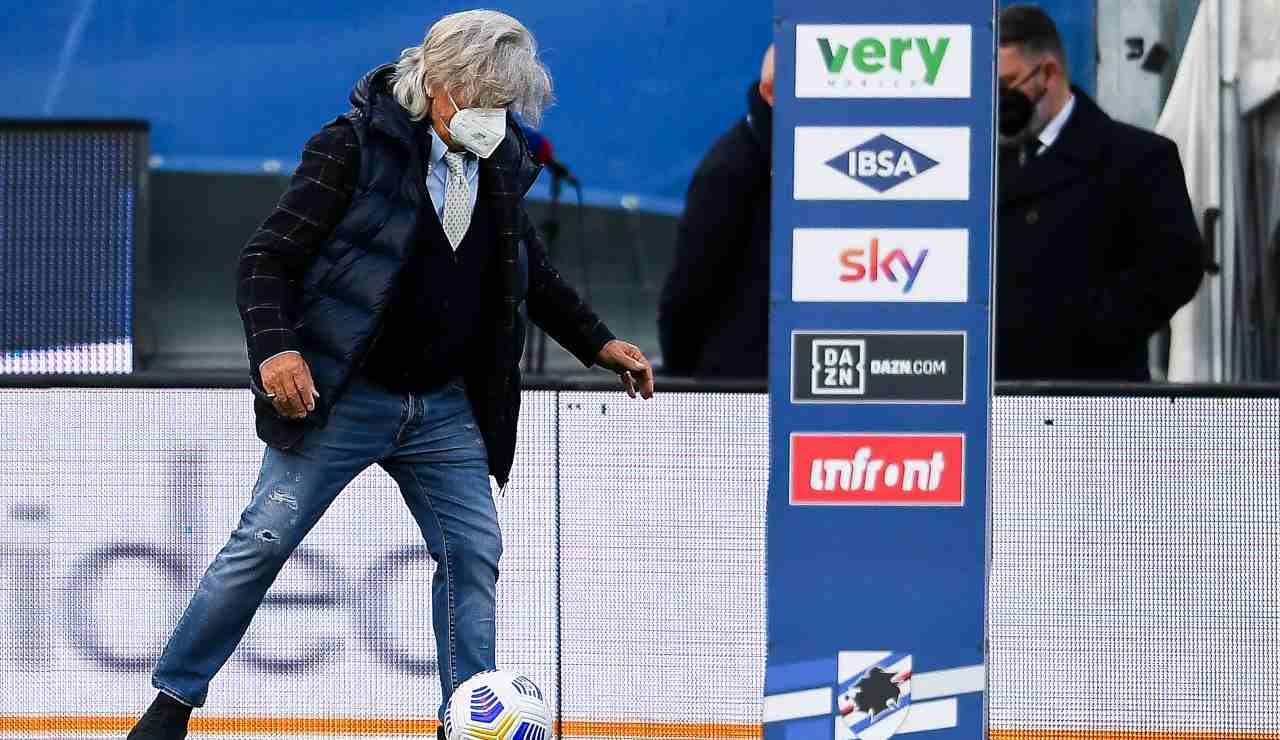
[0,123,143,375]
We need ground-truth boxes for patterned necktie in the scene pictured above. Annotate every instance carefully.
[441,151,471,250]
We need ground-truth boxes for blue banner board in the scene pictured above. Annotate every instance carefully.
[766,2,995,739]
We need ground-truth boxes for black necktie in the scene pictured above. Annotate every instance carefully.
[1020,139,1041,167]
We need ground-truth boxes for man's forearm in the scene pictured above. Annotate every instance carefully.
[236,254,303,371]
[529,286,616,367]
[526,257,615,366]
[236,122,358,371]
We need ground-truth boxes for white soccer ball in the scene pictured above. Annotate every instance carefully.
[443,670,551,740]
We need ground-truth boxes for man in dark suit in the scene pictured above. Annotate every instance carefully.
[126,10,653,740]
[658,45,774,379]
[996,5,1203,381]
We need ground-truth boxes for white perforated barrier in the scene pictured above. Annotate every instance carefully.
[0,389,559,733]
[2,391,1278,738]
[0,389,766,739]
[988,395,1280,738]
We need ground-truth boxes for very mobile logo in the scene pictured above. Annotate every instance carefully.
[792,228,968,302]
[795,25,972,98]
[790,433,965,506]
[794,127,970,200]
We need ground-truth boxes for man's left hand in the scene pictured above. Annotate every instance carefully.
[596,340,655,399]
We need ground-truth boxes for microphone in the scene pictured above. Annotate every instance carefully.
[518,122,578,186]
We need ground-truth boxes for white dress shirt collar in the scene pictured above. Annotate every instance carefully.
[1035,93,1076,154]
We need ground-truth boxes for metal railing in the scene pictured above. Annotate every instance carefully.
[4,370,1279,398]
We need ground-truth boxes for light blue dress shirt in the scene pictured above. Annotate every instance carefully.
[424,127,479,221]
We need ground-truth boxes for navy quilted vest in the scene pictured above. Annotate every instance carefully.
[253,64,541,486]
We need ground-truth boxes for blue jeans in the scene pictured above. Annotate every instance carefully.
[152,376,500,719]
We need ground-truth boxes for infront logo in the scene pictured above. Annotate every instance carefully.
[790,433,965,506]
[796,25,972,99]
[793,228,968,303]
[814,447,945,492]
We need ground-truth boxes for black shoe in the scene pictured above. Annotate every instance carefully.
[126,693,192,740]
[437,726,446,740]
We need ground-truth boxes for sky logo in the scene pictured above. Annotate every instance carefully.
[792,228,968,303]
[825,134,939,193]
[840,239,929,294]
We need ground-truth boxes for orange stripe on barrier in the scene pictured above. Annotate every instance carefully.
[558,720,761,738]
[993,727,1280,732]
[0,715,439,735]
[6,718,1280,740]
[193,716,440,735]
[1,716,128,733]
[0,716,761,738]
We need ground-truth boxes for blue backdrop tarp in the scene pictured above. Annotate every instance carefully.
[2,1,1093,216]
[0,0,771,214]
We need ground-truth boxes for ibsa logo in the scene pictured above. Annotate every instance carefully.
[790,433,964,506]
[792,228,968,302]
[796,25,972,99]
[794,127,970,201]
[827,134,937,193]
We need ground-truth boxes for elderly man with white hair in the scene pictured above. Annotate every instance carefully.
[126,10,653,740]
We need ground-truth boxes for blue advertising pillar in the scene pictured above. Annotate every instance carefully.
[765,2,995,739]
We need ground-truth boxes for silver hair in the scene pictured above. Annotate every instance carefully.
[391,9,553,126]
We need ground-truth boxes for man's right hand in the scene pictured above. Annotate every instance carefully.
[260,351,318,419]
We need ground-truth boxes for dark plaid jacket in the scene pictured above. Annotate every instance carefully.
[236,64,613,485]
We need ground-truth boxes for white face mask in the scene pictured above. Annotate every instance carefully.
[445,91,507,159]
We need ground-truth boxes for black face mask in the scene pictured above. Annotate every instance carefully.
[999,87,1034,137]
[997,62,1044,138]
